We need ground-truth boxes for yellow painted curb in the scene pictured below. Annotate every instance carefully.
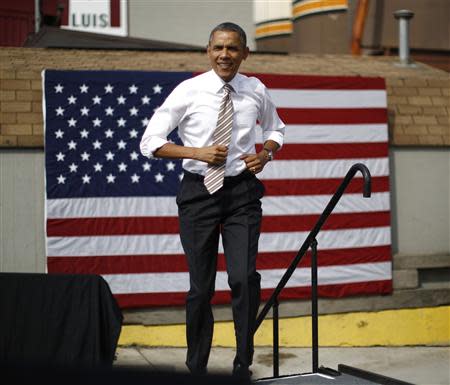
[118,306,450,347]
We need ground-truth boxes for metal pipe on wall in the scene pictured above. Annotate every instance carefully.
[394,9,415,66]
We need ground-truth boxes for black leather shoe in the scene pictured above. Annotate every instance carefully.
[232,363,252,378]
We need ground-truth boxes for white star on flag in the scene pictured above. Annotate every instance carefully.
[82,174,91,184]
[68,95,77,104]
[57,175,66,184]
[56,107,64,116]
[153,84,162,94]
[105,106,114,116]
[129,84,138,94]
[80,84,89,93]
[155,172,164,182]
[142,162,151,171]
[68,118,77,127]
[92,95,102,104]
[68,140,77,150]
[105,84,114,93]
[81,152,90,161]
[131,174,140,183]
[129,129,138,138]
[117,117,126,127]
[129,107,138,116]
[80,129,89,138]
[93,118,102,127]
[166,161,176,171]
[56,152,64,162]
[93,163,103,172]
[68,163,78,172]
[117,95,126,104]
[118,162,127,172]
[105,151,115,161]
[92,140,102,149]
[130,151,139,160]
[106,174,116,183]
[141,95,150,104]
[55,129,64,138]
[105,129,114,138]
[54,84,63,93]
[80,106,90,116]
[117,140,127,149]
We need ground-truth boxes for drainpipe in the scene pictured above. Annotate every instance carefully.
[393,9,415,66]
[35,0,41,33]
[351,0,370,55]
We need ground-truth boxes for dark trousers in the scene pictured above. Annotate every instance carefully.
[176,170,264,373]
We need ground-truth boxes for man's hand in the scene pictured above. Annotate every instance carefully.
[194,145,228,165]
[240,151,268,174]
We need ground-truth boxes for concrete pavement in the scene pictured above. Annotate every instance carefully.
[114,346,450,384]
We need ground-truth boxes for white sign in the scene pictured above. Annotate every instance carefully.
[62,0,128,37]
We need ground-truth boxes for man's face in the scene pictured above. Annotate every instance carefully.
[207,30,249,83]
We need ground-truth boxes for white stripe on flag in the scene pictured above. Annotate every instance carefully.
[269,90,387,108]
[46,192,390,219]
[46,196,179,218]
[256,124,389,144]
[102,261,392,294]
[46,226,391,257]
[262,192,390,215]
[259,158,389,179]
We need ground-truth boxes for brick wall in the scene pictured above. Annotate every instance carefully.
[387,78,450,145]
[1,47,449,147]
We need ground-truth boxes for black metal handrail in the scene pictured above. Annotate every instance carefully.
[253,163,372,376]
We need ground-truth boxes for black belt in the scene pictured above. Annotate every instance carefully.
[183,169,253,185]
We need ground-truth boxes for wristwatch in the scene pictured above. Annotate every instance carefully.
[263,147,274,161]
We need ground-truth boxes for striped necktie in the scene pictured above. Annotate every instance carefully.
[204,83,234,194]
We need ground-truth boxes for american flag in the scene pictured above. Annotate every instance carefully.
[43,70,392,308]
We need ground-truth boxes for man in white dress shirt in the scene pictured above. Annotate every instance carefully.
[140,22,285,378]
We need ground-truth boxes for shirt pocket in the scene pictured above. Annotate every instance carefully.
[234,104,258,129]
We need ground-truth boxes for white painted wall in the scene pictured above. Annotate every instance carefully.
[0,148,449,273]
[0,150,46,272]
[128,0,255,49]
[389,148,450,255]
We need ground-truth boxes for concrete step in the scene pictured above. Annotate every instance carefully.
[393,254,450,269]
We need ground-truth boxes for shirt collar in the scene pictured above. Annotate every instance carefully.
[208,69,241,94]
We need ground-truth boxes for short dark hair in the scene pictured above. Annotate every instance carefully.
[208,22,247,47]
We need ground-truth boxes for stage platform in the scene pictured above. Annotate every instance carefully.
[257,372,380,384]
[256,364,413,384]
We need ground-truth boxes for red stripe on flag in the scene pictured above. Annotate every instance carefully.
[115,280,393,308]
[46,211,389,237]
[256,143,388,160]
[257,246,392,270]
[261,211,390,232]
[47,216,180,236]
[110,0,120,27]
[263,176,389,196]
[242,73,386,90]
[278,108,387,124]
[47,245,391,274]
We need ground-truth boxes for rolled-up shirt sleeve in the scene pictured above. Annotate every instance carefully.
[140,82,188,158]
[258,84,285,147]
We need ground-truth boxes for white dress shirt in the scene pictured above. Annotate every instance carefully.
[140,69,285,176]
